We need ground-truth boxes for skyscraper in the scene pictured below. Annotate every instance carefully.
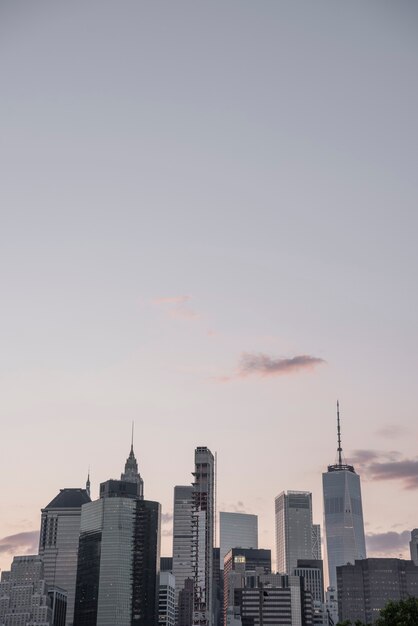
[275,491,314,575]
[192,446,215,626]
[73,443,160,626]
[219,512,258,569]
[322,402,366,590]
[38,486,91,626]
[172,484,194,623]
[410,529,418,565]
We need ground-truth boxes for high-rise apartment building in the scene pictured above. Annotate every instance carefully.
[38,486,91,626]
[410,528,418,565]
[192,446,215,626]
[73,445,160,626]
[322,403,366,590]
[337,558,418,624]
[172,485,194,621]
[275,491,315,575]
[219,512,258,569]
[159,571,176,626]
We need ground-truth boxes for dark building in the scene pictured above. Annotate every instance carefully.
[212,548,222,626]
[337,558,418,624]
[160,557,173,572]
[178,577,194,626]
[223,548,271,626]
[74,444,160,626]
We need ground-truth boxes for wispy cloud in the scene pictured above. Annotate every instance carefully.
[0,531,39,556]
[366,530,411,556]
[152,295,200,320]
[161,512,173,524]
[239,353,325,377]
[351,449,418,490]
[214,352,325,382]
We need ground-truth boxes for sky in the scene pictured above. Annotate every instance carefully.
[1,1,418,575]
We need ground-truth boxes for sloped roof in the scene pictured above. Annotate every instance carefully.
[44,488,91,509]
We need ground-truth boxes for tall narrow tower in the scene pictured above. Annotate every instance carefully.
[322,402,366,589]
[192,446,215,626]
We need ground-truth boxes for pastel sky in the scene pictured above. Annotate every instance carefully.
[1,1,418,575]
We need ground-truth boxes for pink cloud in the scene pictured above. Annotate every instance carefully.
[152,294,200,321]
[152,295,191,305]
[213,352,325,382]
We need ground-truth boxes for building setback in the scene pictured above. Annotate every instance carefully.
[337,558,418,624]
[38,487,91,626]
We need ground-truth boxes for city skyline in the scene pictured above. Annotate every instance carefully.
[1,0,418,585]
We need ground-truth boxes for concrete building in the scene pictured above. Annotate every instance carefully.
[410,528,418,566]
[177,579,194,626]
[229,572,313,626]
[0,555,59,626]
[337,558,418,624]
[159,572,175,626]
[322,403,366,590]
[219,513,258,570]
[325,587,338,626]
[38,487,90,626]
[275,491,315,575]
[192,447,215,626]
[294,560,324,604]
[172,485,194,621]
[73,445,160,626]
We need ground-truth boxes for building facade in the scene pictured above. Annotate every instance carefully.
[38,487,91,626]
[275,491,314,575]
[172,485,194,622]
[322,403,366,590]
[311,525,322,561]
[73,445,160,626]
[220,513,258,570]
[337,558,418,624]
[192,447,215,626]
[159,572,176,626]
[0,555,56,626]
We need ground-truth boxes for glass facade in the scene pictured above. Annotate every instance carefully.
[219,512,258,570]
[172,485,194,612]
[275,491,313,575]
[322,468,366,590]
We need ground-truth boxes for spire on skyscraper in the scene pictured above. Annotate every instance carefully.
[86,468,91,498]
[328,401,354,473]
[121,422,144,499]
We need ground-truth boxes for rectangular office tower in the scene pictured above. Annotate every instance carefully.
[172,484,194,622]
[220,512,258,569]
[337,558,418,624]
[322,404,366,590]
[192,446,215,626]
[39,487,91,626]
[275,491,314,575]
[73,479,160,626]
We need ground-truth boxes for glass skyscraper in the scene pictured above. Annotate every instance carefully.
[322,403,366,590]
[172,485,194,621]
[219,512,258,569]
[275,490,314,575]
[73,445,160,626]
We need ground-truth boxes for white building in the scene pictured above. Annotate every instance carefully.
[158,571,175,626]
[0,556,52,626]
[219,512,258,569]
